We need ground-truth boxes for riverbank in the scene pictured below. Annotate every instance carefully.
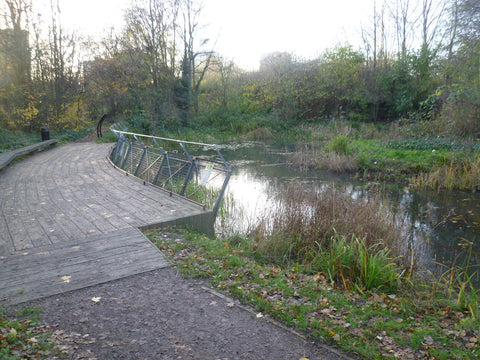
[280,122,480,192]
[147,227,479,360]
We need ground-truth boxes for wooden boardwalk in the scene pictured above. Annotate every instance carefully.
[0,142,212,305]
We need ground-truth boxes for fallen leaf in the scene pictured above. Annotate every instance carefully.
[256,312,264,318]
[91,296,101,303]
[61,275,71,283]
[423,334,434,346]
[226,302,235,308]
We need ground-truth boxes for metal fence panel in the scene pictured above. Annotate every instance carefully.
[109,130,231,218]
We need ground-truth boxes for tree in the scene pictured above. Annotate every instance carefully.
[179,0,213,123]
[0,0,32,129]
[122,0,180,129]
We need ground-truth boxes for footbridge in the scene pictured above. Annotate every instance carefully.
[0,132,231,305]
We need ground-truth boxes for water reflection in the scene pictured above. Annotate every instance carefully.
[216,142,480,284]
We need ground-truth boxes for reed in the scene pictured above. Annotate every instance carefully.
[413,158,480,191]
[249,184,408,290]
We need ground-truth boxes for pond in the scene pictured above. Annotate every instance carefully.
[215,142,480,285]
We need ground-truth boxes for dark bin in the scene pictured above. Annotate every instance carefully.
[41,126,50,141]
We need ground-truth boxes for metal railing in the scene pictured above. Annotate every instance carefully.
[109,129,232,218]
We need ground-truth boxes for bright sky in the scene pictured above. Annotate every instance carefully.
[44,0,374,70]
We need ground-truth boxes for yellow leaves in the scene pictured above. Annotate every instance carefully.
[61,275,71,283]
[327,329,341,342]
[91,296,101,303]
[27,336,38,343]
[9,328,17,339]
[320,297,328,307]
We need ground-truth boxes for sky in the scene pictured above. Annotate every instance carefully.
[39,0,374,70]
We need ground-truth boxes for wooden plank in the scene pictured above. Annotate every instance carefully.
[0,228,170,305]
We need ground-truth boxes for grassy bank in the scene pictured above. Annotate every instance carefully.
[0,126,96,152]
[144,183,479,359]
[147,226,479,360]
[283,122,480,191]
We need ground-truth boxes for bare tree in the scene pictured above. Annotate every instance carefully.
[389,0,418,57]
[179,0,213,122]
[0,0,30,30]
[457,0,480,41]
[420,0,446,49]
[122,0,180,127]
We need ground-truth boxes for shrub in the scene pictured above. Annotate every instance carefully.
[436,87,480,137]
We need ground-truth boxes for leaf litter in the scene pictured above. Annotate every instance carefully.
[150,228,480,360]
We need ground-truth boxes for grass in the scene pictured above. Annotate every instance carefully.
[0,128,39,152]
[285,122,480,190]
[0,307,63,359]
[250,185,404,269]
[146,226,480,360]
[0,125,97,153]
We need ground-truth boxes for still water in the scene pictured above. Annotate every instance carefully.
[214,142,480,283]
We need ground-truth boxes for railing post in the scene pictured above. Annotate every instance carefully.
[213,168,232,218]
[133,135,147,177]
[152,138,168,186]
[212,144,232,218]
[178,142,194,196]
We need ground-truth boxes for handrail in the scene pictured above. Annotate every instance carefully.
[109,129,232,219]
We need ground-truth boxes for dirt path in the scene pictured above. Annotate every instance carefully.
[5,267,354,360]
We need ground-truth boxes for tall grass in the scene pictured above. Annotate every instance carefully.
[438,238,480,318]
[412,158,480,191]
[310,233,400,291]
[249,184,408,290]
